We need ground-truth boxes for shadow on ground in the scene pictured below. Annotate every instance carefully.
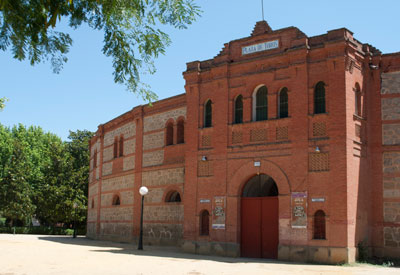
[38,236,304,266]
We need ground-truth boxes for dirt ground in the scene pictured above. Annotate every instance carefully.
[0,234,398,275]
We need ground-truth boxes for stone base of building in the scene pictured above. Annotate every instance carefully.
[372,246,400,259]
[182,240,240,257]
[278,245,356,264]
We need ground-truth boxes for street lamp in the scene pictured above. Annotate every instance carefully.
[73,202,78,238]
[138,186,148,250]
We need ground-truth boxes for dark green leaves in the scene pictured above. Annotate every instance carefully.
[0,0,201,101]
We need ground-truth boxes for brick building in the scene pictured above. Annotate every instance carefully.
[87,21,400,263]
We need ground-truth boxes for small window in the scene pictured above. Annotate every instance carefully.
[355,83,361,117]
[119,135,124,157]
[166,122,174,146]
[313,210,326,239]
[314,82,326,114]
[177,120,184,144]
[91,199,95,209]
[234,95,243,124]
[278,88,288,118]
[113,137,118,158]
[112,195,120,206]
[204,100,212,128]
[93,149,97,168]
[166,191,181,202]
[254,86,268,121]
[200,210,210,236]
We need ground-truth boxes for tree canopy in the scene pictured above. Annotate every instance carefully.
[0,0,200,102]
[0,124,93,227]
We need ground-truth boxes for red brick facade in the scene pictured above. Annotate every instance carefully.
[87,21,400,263]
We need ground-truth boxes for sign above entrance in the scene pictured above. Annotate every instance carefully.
[242,40,279,55]
[311,197,325,202]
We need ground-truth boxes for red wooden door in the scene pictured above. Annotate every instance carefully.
[261,197,279,259]
[241,197,278,259]
[241,198,261,258]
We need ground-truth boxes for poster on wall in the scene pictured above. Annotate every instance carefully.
[212,196,226,229]
[291,192,307,228]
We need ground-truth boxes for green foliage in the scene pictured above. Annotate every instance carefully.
[0,97,7,110]
[0,0,201,101]
[0,226,86,235]
[0,124,93,228]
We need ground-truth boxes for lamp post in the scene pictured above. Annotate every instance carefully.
[73,202,78,238]
[138,186,148,250]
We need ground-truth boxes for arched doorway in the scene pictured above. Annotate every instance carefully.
[241,174,279,259]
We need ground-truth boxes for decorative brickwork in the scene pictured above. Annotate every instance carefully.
[144,223,183,245]
[381,98,400,120]
[143,107,186,133]
[383,152,400,174]
[144,188,165,203]
[198,160,213,177]
[384,227,400,247]
[104,122,136,147]
[101,174,134,192]
[309,153,330,172]
[95,167,100,180]
[90,140,100,157]
[120,191,134,205]
[313,122,326,137]
[86,223,96,237]
[101,193,113,206]
[100,207,133,221]
[124,138,136,155]
[276,126,288,140]
[381,71,400,94]
[383,177,400,198]
[383,202,400,223]
[87,209,97,222]
[202,135,211,147]
[142,167,184,187]
[89,183,99,196]
[142,150,164,167]
[143,132,164,150]
[89,172,93,184]
[383,124,400,145]
[143,205,184,222]
[232,131,243,144]
[102,162,112,176]
[103,146,114,162]
[100,222,133,236]
[250,128,267,142]
[123,156,135,171]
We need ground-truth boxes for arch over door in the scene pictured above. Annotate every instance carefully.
[241,174,279,259]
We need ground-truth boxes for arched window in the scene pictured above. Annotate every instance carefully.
[91,199,95,209]
[166,122,174,146]
[313,210,326,239]
[177,120,184,144]
[119,135,124,157]
[200,210,210,236]
[113,137,118,158]
[314,82,326,114]
[253,86,268,121]
[278,88,288,118]
[355,83,361,117]
[112,195,120,206]
[204,100,212,128]
[165,191,181,202]
[234,95,243,124]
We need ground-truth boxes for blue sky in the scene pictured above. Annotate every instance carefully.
[1,1,399,140]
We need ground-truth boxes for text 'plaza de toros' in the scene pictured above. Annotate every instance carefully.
[87,21,400,263]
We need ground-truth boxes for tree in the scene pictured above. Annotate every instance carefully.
[0,97,8,110]
[0,0,200,102]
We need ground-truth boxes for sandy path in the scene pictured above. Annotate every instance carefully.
[0,234,397,275]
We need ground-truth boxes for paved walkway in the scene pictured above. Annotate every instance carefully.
[0,234,398,275]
